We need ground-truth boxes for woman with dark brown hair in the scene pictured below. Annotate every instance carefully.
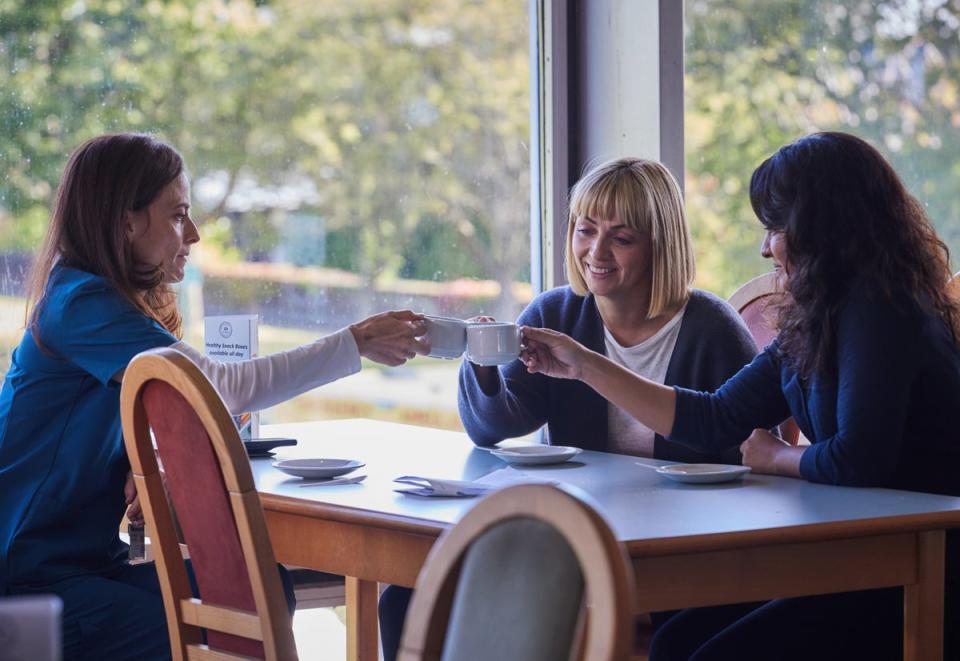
[0,133,428,659]
[521,132,960,659]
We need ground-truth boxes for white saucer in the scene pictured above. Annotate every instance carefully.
[272,458,365,479]
[490,445,581,465]
[655,463,751,484]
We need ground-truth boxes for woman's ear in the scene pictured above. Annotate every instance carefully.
[124,210,143,240]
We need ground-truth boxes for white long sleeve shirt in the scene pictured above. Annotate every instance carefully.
[169,327,361,415]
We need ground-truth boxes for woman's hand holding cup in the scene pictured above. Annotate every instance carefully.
[350,310,429,367]
[520,326,591,380]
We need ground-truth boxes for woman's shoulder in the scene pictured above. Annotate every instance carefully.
[523,286,592,316]
[529,285,581,305]
[837,280,954,351]
[676,288,757,356]
[48,266,114,299]
[839,280,930,324]
[41,267,130,324]
[520,286,599,334]
[686,288,748,326]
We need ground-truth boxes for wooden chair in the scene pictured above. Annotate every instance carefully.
[728,271,786,351]
[120,347,297,661]
[728,272,802,446]
[949,271,960,302]
[398,484,635,661]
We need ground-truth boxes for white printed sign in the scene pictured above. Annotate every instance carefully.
[204,314,259,439]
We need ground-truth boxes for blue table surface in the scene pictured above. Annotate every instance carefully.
[252,419,960,546]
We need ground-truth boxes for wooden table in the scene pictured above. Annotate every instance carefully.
[253,419,960,661]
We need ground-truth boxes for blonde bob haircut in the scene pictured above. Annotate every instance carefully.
[565,157,695,318]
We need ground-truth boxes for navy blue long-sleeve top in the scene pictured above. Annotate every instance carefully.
[671,286,960,496]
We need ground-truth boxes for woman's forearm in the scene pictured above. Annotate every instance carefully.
[170,329,361,414]
[579,350,676,437]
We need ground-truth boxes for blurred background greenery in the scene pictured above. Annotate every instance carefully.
[685,0,960,293]
[1,0,957,430]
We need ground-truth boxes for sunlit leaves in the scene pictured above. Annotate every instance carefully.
[0,0,531,319]
[687,0,960,295]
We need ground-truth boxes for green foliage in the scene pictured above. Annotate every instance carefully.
[686,0,960,296]
[0,0,531,315]
[2,0,957,309]
[0,205,46,250]
[324,228,362,272]
[400,216,487,280]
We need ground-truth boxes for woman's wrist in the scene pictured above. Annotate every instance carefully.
[577,348,606,385]
[347,322,368,355]
[774,444,805,477]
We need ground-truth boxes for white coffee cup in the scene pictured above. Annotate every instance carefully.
[465,322,521,366]
[424,315,467,359]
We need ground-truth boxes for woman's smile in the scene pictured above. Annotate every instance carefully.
[585,263,617,277]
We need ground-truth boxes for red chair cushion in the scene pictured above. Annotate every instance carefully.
[142,380,265,658]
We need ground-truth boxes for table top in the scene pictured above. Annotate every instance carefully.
[253,419,960,554]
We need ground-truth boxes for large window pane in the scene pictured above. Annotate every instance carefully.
[0,0,531,430]
[685,0,960,296]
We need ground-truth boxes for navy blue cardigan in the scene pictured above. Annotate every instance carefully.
[671,286,960,496]
[458,287,758,462]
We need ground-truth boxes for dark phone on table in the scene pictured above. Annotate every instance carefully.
[243,437,298,456]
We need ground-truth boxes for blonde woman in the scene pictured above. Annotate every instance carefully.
[379,158,758,661]
[459,157,756,461]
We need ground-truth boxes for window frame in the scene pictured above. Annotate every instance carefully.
[537,0,682,290]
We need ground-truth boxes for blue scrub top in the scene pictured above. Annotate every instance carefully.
[0,266,176,592]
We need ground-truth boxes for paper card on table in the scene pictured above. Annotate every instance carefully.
[204,314,259,439]
[394,476,492,498]
[394,467,558,498]
[474,466,559,488]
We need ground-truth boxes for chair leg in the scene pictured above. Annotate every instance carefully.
[632,613,653,661]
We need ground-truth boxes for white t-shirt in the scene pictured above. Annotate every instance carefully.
[604,304,686,457]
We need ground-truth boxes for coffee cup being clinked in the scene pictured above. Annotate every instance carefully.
[423,316,468,360]
[423,315,521,365]
[465,322,521,366]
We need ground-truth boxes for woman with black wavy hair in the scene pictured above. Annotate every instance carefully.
[520,132,960,660]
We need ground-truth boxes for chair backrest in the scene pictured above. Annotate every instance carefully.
[398,484,635,661]
[120,347,297,661]
[728,271,783,350]
[949,271,960,302]
[728,272,801,445]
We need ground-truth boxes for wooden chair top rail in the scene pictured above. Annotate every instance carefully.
[398,483,635,661]
[728,271,782,313]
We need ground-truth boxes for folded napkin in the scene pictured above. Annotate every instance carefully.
[395,467,557,498]
[394,476,492,497]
